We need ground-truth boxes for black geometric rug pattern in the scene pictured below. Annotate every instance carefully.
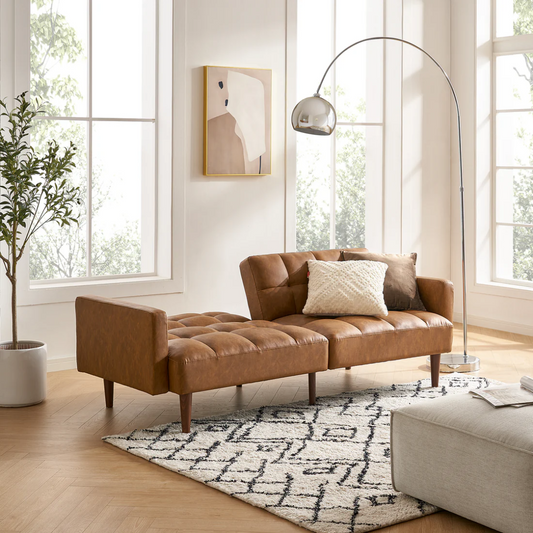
[104,374,493,533]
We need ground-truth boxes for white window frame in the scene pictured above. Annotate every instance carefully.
[30,0,158,285]
[472,0,533,301]
[0,0,186,306]
[491,2,533,289]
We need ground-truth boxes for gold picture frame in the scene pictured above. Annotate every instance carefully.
[204,66,272,176]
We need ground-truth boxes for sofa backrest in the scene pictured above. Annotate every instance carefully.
[240,248,367,321]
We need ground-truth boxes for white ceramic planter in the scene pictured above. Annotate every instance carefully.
[0,341,47,407]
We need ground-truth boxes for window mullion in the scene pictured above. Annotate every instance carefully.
[87,0,93,278]
[34,116,156,123]
[496,221,533,228]
[153,0,160,275]
[493,34,533,54]
[496,165,533,170]
[336,121,383,126]
[491,44,497,286]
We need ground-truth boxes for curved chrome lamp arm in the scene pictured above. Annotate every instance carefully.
[293,36,470,362]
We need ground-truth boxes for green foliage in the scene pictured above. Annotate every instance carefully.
[334,125,365,249]
[295,142,330,251]
[0,92,81,344]
[29,221,86,279]
[30,0,84,117]
[513,226,533,281]
[29,218,142,279]
[92,223,142,277]
[513,0,533,35]
[28,167,142,280]
[0,93,80,262]
[512,169,533,281]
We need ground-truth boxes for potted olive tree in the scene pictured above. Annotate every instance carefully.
[0,92,80,407]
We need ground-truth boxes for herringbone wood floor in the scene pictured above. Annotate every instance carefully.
[0,324,532,533]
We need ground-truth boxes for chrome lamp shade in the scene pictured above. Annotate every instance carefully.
[291,96,336,135]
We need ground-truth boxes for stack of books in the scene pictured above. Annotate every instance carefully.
[469,376,533,408]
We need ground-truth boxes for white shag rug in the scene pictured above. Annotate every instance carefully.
[104,374,493,533]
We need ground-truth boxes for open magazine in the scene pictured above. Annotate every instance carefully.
[469,376,533,408]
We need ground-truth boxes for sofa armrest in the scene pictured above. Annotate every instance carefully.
[416,277,454,323]
[75,295,169,395]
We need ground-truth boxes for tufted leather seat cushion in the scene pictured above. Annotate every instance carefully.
[273,311,453,369]
[167,312,250,334]
[166,315,329,395]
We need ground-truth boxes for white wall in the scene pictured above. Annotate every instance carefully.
[451,0,533,337]
[402,0,451,280]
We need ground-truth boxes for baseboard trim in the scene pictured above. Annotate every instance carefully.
[454,312,533,337]
[47,355,76,373]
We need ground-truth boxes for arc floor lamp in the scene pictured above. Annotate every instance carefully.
[292,36,479,373]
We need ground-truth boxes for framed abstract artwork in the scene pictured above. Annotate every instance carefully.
[204,66,272,176]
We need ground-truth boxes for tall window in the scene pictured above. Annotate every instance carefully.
[29,0,157,282]
[493,0,533,286]
[295,0,383,251]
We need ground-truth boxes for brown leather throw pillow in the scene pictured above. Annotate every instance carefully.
[341,251,426,311]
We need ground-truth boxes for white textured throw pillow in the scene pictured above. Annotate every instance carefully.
[303,260,388,316]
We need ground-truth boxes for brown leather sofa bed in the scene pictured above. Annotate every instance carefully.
[76,248,454,433]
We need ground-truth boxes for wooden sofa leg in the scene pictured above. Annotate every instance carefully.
[430,354,441,387]
[345,367,352,370]
[180,393,192,433]
[104,379,114,408]
[236,384,243,388]
[308,373,316,405]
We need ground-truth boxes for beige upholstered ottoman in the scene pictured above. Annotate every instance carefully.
[391,393,533,533]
